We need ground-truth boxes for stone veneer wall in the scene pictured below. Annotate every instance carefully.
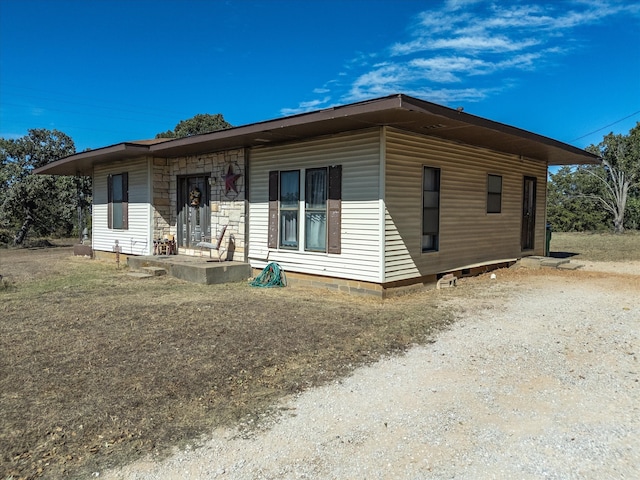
[152,149,246,261]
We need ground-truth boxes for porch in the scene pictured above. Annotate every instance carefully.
[127,254,251,285]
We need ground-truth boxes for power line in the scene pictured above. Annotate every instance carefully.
[571,110,640,142]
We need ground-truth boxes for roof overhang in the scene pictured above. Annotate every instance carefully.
[34,94,599,176]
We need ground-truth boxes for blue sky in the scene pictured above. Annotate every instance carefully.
[1,0,639,153]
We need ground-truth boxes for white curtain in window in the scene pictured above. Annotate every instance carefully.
[306,213,326,250]
[280,172,299,207]
[281,211,298,246]
[305,169,327,251]
[306,169,326,208]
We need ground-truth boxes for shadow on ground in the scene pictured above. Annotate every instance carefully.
[549,251,579,259]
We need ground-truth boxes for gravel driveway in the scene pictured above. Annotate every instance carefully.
[104,263,639,479]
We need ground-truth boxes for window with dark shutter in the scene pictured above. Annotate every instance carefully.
[268,171,279,248]
[108,172,128,230]
[305,168,327,251]
[267,165,341,254]
[107,174,113,229]
[279,170,300,249]
[121,172,128,230]
[327,165,342,254]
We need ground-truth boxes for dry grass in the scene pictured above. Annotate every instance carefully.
[0,243,456,479]
[550,230,640,261]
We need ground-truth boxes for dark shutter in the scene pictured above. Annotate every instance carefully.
[122,172,129,230]
[268,171,279,249]
[107,174,113,229]
[327,165,342,254]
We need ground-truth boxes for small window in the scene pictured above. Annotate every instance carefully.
[108,173,128,230]
[487,174,502,214]
[422,166,440,252]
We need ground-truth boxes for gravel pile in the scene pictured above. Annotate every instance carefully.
[104,267,639,479]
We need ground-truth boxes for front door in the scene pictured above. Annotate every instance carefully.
[521,176,536,250]
[177,176,210,248]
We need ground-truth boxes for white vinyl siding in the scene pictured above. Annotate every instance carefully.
[249,129,383,282]
[93,158,152,255]
[385,128,547,282]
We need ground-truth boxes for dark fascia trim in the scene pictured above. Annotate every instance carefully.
[397,95,599,162]
[33,97,405,175]
[147,95,405,154]
[147,93,598,163]
[33,142,151,175]
[34,93,599,175]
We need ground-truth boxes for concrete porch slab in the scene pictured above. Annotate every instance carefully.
[517,256,576,270]
[127,255,251,285]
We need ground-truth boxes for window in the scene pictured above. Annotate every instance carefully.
[422,166,440,252]
[108,173,128,230]
[268,166,341,253]
[487,174,502,214]
[305,168,327,251]
[279,170,300,248]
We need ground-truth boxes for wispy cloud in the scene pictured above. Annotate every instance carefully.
[392,36,540,56]
[283,0,638,112]
[280,97,332,116]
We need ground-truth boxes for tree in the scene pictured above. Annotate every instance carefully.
[156,113,232,139]
[583,123,640,233]
[0,129,90,244]
[547,166,609,232]
[625,195,640,230]
[547,123,640,233]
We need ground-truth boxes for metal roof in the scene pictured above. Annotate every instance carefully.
[34,94,599,176]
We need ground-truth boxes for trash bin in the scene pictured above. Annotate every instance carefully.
[545,223,552,256]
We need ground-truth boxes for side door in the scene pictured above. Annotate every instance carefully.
[521,176,537,250]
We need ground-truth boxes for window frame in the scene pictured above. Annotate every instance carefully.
[107,172,128,230]
[487,174,503,214]
[304,167,328,252]
[422,166,441,253]
[268,165,341,254]
[278,170,300,250]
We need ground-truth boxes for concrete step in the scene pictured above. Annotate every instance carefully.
[540,258,570,268]
[518,256,546,268]
[557,262,584,271]
[128,272,154,279]
[518,256,580,270]
[436,273,457,289]
[141,266,167,276]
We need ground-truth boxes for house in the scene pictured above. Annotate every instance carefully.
[35,94,598,295]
